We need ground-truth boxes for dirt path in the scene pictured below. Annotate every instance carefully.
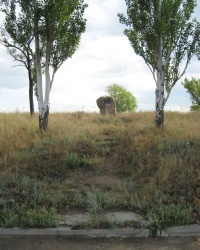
[0,236,199,250]
[67,143,121,195]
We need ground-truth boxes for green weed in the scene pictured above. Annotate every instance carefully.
[62,152,82,169]
[148,204,194,236]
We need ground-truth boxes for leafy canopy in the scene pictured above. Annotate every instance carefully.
[182,77,200,111]
[118,0,200,102]
[1,0,88,91]
[15,0,88,76]
[106,83,137,113]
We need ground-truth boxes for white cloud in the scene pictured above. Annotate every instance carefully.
[0,45,28,89]
[85,0,125,37]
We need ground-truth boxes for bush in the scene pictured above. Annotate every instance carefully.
[106,83,137,113]
[62,152,81,169]
[147,204,194,236]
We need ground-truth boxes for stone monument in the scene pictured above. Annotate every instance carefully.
[96,96,116,115]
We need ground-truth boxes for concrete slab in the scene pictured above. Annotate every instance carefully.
[0,227,149,238]
[59,211,148,227]
[0,211,199,238]
[162,224,200,237]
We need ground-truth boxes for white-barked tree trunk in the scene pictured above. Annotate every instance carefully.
[35,19,51,130]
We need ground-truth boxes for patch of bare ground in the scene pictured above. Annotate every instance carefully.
[69,154,120,192]
[1,236,200,250]
[67,133,121,198]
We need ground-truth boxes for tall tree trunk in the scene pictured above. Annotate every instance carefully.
[29,79,34,116]
[40,25,51,131]
[44,32,51,113]
[27,60,34,116]
[155,65,165,127]
[155,4,165,128]
[39,47,51,131]
[39,105,49,130]
[34,14,46,130]
[155,86,165,127]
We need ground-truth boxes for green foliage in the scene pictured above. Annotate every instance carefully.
[62,152,82,169]
[157,139,192,155]
[86,188,105,214]
[0,0,88,121]
[19,207,58,228]
[191,105,200,111]
[118,0,200,122]
[147,203,194,236]
[0,172,74,227]
[106,83,137,113]
[1,204,58,228]
[71,188,121,215]
[116,125,198,232]
[62,152,94,170]
[0,205,19,228]
[85,187,120,214]
[45,0,88,72]
[182,77,200,111]
[0,0,36,114]
[0,0,9,6]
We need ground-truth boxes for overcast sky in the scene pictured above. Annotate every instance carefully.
[0,0,200,113]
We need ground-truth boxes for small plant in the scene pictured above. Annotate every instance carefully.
[118,178,135,192]
[157,140,192,155]
[62,152,81,169]
[0,198,7,208]
[72,214,113,230]
[1,204,58,228]
[1,206,19,228]
[81,154,94,167]
[72,192,86,207]
[62,152,96,170]
[86,189,104,215]
[64,134,72,144]
[147,204,194,237]
[101,146,110,156]
[20,207,58,228]
[85,188,118,215]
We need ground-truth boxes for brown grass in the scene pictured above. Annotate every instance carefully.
[0,111,199,228]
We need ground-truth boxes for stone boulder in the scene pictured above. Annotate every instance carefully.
[96,96,116,115]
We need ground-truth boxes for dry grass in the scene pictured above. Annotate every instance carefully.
[0,111,199,229]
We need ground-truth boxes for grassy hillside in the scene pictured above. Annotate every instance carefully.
[0,111,199,232]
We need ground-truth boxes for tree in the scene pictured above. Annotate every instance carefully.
[34,0,87,130]
[4,0,87,130]
[0,0,9,5]
[0,2,36,115]
[106,83,137,113]
[182,77,200,111]
[118,0,200,127]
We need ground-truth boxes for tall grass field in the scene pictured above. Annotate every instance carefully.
[0,111,199,233]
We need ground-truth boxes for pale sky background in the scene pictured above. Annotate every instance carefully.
[0,0,200,113]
